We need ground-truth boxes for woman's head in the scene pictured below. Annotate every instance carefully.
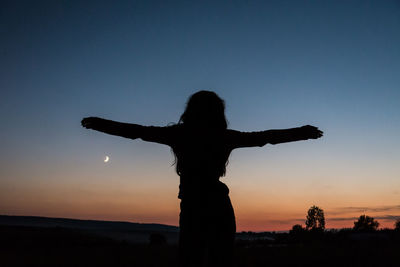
[179,90,227,129]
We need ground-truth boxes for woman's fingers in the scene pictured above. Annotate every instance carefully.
[302,125,323,139]
[81,117,98,129]
[81,118,90,128]
[312,128,323,139]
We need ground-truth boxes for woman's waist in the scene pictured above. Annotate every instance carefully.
[178,177,229,199]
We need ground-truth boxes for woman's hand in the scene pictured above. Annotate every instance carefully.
[300,125,323,140]
[81,117,105,130]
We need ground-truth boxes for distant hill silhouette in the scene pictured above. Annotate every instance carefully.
[0,215,179,244]
[0,215,178,231]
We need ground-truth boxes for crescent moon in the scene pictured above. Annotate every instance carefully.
[104,156,109,163]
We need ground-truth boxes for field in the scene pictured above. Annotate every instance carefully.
[1,225,399,267]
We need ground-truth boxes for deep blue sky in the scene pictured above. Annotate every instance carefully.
[1,0,399,230]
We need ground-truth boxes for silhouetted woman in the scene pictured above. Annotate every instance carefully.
[81,91,323,267]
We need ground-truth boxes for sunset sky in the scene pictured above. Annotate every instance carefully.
[1,0,399,231]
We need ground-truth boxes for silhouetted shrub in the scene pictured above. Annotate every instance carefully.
[290,224,305,234]
[353,215,379,231]
[289,224,307,242]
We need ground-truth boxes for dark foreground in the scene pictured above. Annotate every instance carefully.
[1,225,399,267]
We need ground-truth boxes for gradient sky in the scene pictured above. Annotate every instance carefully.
[1,0,399,231]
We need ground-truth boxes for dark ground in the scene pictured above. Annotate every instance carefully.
[1,225,400,266]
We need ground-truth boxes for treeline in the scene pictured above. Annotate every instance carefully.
[294,205,400,232]
[237,205,400,247]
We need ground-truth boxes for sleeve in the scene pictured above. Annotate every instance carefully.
[86,117,179,147]
[139,125,178,146]
[227,129,270,149]
[227,127,308,149]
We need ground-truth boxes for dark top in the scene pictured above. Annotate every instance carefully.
[140,125,264,199]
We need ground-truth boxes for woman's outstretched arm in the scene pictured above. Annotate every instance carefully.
[229,125,323,148]
[81,117,176,145]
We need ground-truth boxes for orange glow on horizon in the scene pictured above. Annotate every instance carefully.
[1,163,399,232]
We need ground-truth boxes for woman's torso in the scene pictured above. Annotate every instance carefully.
[171,127,233,199]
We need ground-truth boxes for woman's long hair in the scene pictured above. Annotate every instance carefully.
[173,90,229,176]
[179,90,228,129]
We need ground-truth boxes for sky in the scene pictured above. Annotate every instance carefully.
[1,0,399,231]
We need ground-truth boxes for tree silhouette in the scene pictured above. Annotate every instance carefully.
[395,219,400,231]
[353,215,379,231]
[305,205,325,231]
